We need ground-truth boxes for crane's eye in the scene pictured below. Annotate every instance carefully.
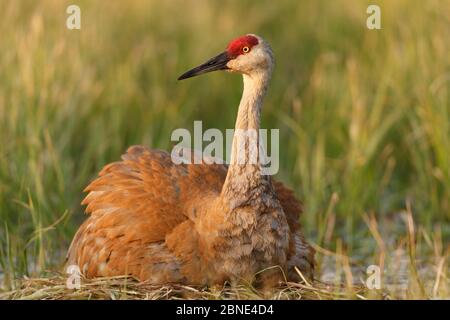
[242,46,250,53]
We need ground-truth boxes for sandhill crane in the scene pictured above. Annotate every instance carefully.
[67,34,314,288]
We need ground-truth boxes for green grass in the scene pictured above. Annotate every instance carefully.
[0,0,448,299]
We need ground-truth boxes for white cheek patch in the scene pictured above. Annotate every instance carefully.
[226,42,273,75]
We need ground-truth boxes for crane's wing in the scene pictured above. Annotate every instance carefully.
[66,145,305,280]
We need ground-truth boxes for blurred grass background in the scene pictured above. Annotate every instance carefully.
[0,0,448,298]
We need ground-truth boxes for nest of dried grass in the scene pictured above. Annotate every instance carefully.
[0,272,377,300]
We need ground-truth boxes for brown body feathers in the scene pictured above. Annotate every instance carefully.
[67,146,314,285]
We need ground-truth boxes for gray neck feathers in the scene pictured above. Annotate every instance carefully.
[221,70,276,210]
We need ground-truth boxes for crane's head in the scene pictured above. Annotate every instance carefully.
[178,34,274,80]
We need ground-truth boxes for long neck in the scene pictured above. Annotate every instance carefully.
[221,70,274,209]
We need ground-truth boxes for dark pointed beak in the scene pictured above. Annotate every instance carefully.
[178,51,230,80]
